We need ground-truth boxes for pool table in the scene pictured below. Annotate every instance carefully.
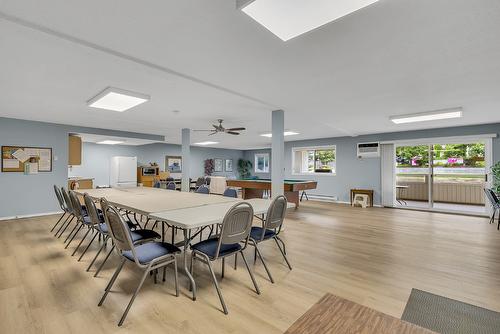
[226,179,317,208]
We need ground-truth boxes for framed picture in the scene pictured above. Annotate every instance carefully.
[214,158,223,172]
[225,159,233,172]
[254,153,270,173]
[166,156,182,173]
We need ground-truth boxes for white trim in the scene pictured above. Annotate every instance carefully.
[0,211,63,221]
[380,133,497,146]
[291,172,337,177]
[380,143,396,207]
[291,145,337,175]
[254,153,270,173]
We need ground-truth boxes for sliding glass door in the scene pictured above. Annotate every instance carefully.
[431,143,487,214]
[396,145,431,209]
[395,139,490,215]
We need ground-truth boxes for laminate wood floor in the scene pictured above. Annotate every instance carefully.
[1,201,499,333]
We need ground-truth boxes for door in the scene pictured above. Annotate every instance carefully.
[395,139,490,215]
[430,141,488,214]
[395,144,431,209]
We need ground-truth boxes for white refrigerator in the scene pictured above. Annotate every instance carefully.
[110,156,137,188]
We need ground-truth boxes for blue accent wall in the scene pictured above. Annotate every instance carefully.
[243,123,500,205]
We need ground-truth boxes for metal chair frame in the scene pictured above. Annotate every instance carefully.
[98,205,179,326]
[65,191,97,259]
[248,195,292,284]
[50,185,70,232]
[93,198,161,277]
[190,202,260,314]
[485,188,500,229]
[54,187,76,238]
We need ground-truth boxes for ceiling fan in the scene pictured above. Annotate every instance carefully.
[193,119,246,136]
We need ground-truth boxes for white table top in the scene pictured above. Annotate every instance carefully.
[75,187,238,215]
[75,187,292,229]
[150,198,294,229]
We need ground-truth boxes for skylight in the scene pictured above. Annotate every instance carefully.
[241,0,380,41]
[87,87,150,112]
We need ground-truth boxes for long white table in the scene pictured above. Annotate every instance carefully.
[75,187,292,300]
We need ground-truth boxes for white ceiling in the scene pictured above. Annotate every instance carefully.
[1,0,500,149]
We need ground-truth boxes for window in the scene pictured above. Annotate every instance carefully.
[292,146,336,175]
[254,153,270,173]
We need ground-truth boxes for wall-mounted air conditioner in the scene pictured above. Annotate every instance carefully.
[357,142,380,158]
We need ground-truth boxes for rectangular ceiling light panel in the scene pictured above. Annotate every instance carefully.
[96,140,125,145]
[241,0,380,41]
[193,141,219,146]
[260,131,299,138]
[390,108,463,124]
[87,87,150,112]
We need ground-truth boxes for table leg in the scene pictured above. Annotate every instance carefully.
[183,228,196,301]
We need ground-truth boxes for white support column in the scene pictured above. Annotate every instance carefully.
[271,109,285,198]
[181,128,191,192]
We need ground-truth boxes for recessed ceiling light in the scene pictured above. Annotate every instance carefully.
[87,87,150,112]
[193,141,219,146]
[241,0,380,41]
[97,140,124,145]
[390,108,463,124]
[260,131,299,138]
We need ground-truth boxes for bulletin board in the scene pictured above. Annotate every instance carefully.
[1,146,52,173]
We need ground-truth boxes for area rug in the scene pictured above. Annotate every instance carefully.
[401,288,500,334]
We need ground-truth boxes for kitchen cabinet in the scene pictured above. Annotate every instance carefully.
[68,135,82,165]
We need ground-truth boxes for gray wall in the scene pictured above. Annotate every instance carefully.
[0,118,69,218]
[244,123,500,205]
[0,117,243,218]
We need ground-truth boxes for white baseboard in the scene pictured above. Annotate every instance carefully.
[0,211,63,221]
[306,195,382,207]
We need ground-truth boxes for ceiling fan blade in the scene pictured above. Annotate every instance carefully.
[212,124,219,129]
[227,131,240,135]
[208,131,218,136]
[226,127,246,131]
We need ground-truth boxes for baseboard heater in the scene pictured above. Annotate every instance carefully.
[305,194,340,202]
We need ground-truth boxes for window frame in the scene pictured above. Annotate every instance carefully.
[254,153,270,173]
[291,145,337,176]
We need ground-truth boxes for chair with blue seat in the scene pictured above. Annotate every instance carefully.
[65,190,104,260]
[190,202,260,314]
[195,185,210,194]
[98,204,180,326]
[222,188,238,198]
[92,198,162,277]
[83,193,112,271]
[193,177,206,191]
[485,188,500,229]
[248,195,291,283]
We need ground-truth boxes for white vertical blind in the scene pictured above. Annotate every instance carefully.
[380,144,395,207]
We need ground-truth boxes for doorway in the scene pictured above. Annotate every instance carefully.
[394,139,491,215]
